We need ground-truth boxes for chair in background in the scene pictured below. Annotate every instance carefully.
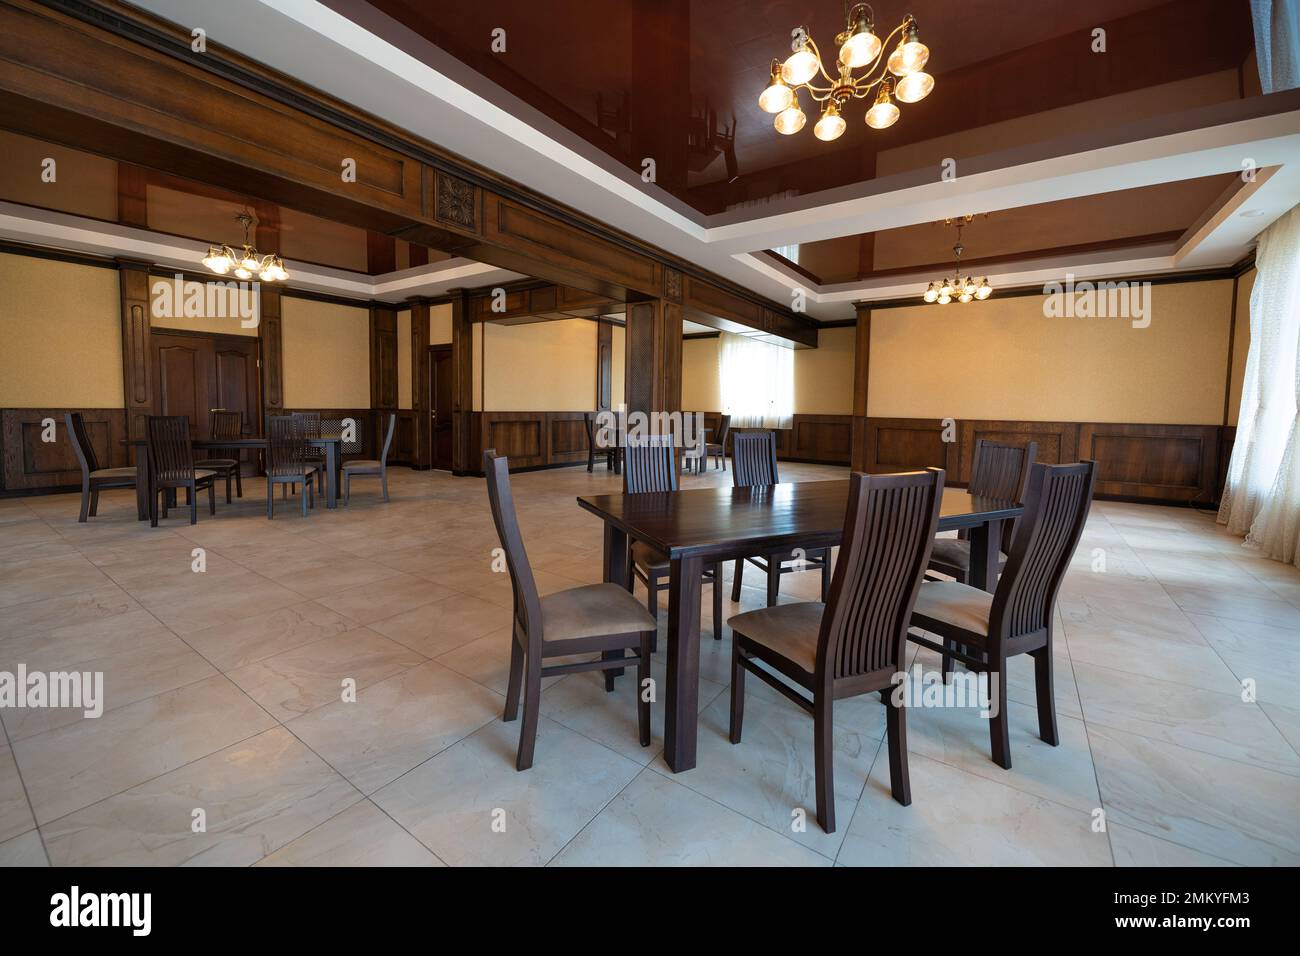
[292,411,327,495]
[485,449,655,770]
[145,415,216,527]
[265,415,317,519]
[583,411,621,474]
[927,439,1037,586]
[623,436,723,644]
[729,430,832,606]
[65,412,136,522]
[728,468,945,832]
[705,414,732,471]
[195,409,244,504]
[909,461,1097,770]
[343,412,396,503]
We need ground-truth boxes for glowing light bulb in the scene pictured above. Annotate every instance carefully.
[781,46,819,86]
[895,71,933,103]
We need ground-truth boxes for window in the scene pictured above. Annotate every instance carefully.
[718,332,794,429]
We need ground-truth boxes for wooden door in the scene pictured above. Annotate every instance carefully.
[153,333,215,437]
[430,345,454,471]
[213,338,260,437]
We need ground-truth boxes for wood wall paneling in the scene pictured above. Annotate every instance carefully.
[369,306,399,412]
[410,300,432,468]
[1079,422,1221,504]
[1,408,127,492]
[624,297,682,417]
[851,304,870,471]
[450,291,473,474]
[596,321,614,411]
[258,286,284,421]
[117,259,152,442]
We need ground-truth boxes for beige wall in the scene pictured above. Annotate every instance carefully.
[480,319,597,411]
[682,336,721,411]
[869,280,1234,424]
[397,308,412,410]
[794,326,854,414]
[281,297,370,408]
[430,302,452,345]
[148,273,259,337]
[1227,268,1255,424]
[0,253,122,407]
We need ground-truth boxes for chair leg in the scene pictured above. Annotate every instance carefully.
[712,562,722,640]
[820,551,831,602]
[381,469,389,502]
[266,478,274,519]
[149,487,159,528]
[224,471,232,504]
[587,448,594,473]
[234,467,243,499]
[343,472,350,505]
[301,478,309,518]
[515,657,542,771]
[941,637,955,682]
[78,480,91,522]
[189,483,198,525]
[503,634,524,721]
[637,632,651,747]
[731,558,744,601]
[207,482,215,516]
[89,488,100,518]
[729,642,746,744]
[317,467,325,496]
[1032,645,1059,746]
[885,695,912,806]
[646,570,658,619]
[989,656,1012,769]
[813,693,836,833]
[766,558,780,607]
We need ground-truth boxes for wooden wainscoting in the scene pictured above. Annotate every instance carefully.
[472,411,594,471]
[393,409,417,465]
[689,412,853,466]
[859,417,1226,506]
[1,408,128,494]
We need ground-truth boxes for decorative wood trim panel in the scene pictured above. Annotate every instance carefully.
[1,408,127,492]
[258,287,283,417]
[410,300,431,468]
[863,418,959,475]
[1078,422,1221,504]
[789,415,853,463]
[959,420,1079,479]
[450,291,473,474]
[369,306,399,412]
[117,260,152,441]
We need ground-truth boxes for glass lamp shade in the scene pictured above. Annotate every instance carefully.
[963,277,977,295]
[923,284,939,303]
[937,292,951,304]
[239,252,259,272]
[865,98,899,129]
[203,249,232,274]
[259,267,276,281]
[894,71,933,103]
[975,282,992,300]
[887,43,909,76]
[774,101,807,135]
[958,291,973,303]
[781,47,819,86]
[759,79,794,114]
[939,279,953,296]
[234,267,252,280]
[814,104,846,141]
[839,28,881,68]
[900,39,930,73]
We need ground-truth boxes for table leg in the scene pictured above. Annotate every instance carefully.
[968,519,1004,593]
[601,523,629,679]
[134,449,148,521]
[664,554,702,772]
[325,442,338,509]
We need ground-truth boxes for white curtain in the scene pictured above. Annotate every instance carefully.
[718,332,794,429]
[1252,0,1300,93]
[1218,204,1300,566]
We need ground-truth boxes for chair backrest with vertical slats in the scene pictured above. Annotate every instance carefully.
[623,435,678,494]
[146,416,195,484]
[969,439,1037,500]
[732,430,780,487]
[483,450,543,645]
[378,412,396,464]
[991,461,1097,641]
[266,415,306,478]
[818,468,945,683]
[583,411,597,453]
[715,414,732,450]
[65,412,99,475]
[210,409,242,442]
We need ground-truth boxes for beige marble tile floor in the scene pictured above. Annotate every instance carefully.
[0,462,1297,866]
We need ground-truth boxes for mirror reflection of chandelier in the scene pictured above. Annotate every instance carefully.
[758,3,932,140]
[201,210,288,282]
[924,215,992,305]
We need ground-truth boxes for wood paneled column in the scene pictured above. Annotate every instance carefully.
[117,258,152,441]
[596,320,614,412]
[410,298,432,469]
[624,289,682,418]
[369,306,398,457]
[258,287,283,428]
[450,290,474,475]
[851,303,871,472]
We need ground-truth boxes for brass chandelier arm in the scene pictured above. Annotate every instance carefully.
[789,19,910,102]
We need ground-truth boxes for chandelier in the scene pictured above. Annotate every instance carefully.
[201,211,288,282]
[758,3,932,140]
[923,216,992,304]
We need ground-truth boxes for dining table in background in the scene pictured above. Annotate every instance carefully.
[123,436,344,520]
[577,478,1024,773]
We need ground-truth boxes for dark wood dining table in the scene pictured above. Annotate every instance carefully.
[577,478,1024,772]
[123,436,343,520]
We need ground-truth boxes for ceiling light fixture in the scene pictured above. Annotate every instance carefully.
[923,215,991,305]
[759,3,931,139]
[201,210,288,282]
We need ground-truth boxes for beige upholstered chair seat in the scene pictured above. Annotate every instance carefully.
[196,457,239,468]
[930,537,1007,571]
[729,601,825,676]
[541,583,657,642]
[343,459,382,471]
[90,467,137,479]
[911,581,994,635]
[190,469,217,480]
[630,540,670,571]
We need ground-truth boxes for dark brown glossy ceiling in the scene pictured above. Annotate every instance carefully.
[359,0,1255,212]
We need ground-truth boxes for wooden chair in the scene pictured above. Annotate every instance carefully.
[195,409,244,503]
[65,412,136,522]
[145,415,216,527]
[265,415,317,519]
[292,411,327,495]
[705,414,731,471]
[583,411,621,474]
[343,412,396,503]
[623,436,723,645]
[908,461,1097,770]
[729,430,832,606]
[486,449,655,770]
[928,439,1037,585]
[728,468,945,832]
